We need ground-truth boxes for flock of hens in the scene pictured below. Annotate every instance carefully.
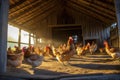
[7,37,120,67]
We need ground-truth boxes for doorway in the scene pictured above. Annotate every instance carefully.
[52,25,83,46]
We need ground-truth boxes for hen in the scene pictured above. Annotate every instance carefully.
[99,48,105,53]
[43,45,55,57]
[26,53,43,67]
[7,46,24,67]
[76,46,85,56]
[104,41,120,59]
[23,46,44,67]
[53,36,76,65]
[89,42,97,54]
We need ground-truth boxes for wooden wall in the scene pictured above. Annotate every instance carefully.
[34,11,58,46]
[34,9,111,47]
[67,10,110,47]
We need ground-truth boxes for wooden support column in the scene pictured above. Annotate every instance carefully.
[115,0,120,48]
[36,36,38,46]
[29,33,31,47]
[33,34,37,46]
[0,0,9,73]
[18,29,21,48]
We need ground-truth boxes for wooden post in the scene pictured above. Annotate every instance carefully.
[115,0,120,48]
[36,36,38,46]
[29,33,31,47]
[0,0,9,73]
[18,29,21,48]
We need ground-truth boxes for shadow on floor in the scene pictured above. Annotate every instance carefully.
[70,63,120,70]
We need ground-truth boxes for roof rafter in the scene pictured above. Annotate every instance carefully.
[23,2,57,26]
[9,0,36,14]
[85,0,115,11]
[69,0,114,20]
[9,0,20,5]
[66,6,106,25]
[25,6,59,30]
[67,1,113,24]
[77,0,115,18]
[17,0,57,25]
[9,0,42,18]
[9,0,54,24]
[10,0,27,10]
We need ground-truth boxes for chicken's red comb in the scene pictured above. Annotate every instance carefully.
[103,40,108,44]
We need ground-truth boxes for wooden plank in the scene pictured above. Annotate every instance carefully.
[77,0,115,18]
[0,0,9,73]
[69,0,115,20]
[83,0,115,15]
[18,28,21,48]
[67,8,101,27]
[24,5,58,30]
[9,0,16,5]
[67,1,113,24]
[9,0,53,23]
[85,0,115,11]
[10,0,27,9]
[9,4,58,32]
[115,0,120,48]
[48,24,81,27]
[9,0,42,18]
[19,1,58,27]
[9,0,35,13]
[14,0,56,24]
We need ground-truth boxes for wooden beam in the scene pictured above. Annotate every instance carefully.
[115,0,120,48]
[13,0,56,25]
[18,1,58,26]
[29,33,31,46]
[66,6,111,25]
[18,28,21,48]
[9,0,53,22]
[0,0,9,73]
[9,0,35,14]
[67,1,113,24]
[10,0,27,10]
[9,0,15,5]
[83,0,115,15]
[48,24,81,27]
[77,0,115,18]
[9,4,58,32]
[69,6,116,27]
[85,0,115,11]
[52,28,81,31]
[69,0,115,20]
[24,5,59,30]
[66,7,107,26]
[9,0,42,18]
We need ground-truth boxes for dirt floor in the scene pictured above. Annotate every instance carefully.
[6,53,120,79]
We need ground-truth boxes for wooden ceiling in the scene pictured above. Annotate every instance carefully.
[9,0,116,31]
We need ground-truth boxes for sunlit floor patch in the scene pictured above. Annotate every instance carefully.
[6,54,120,79]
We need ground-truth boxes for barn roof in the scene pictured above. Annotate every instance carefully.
[9,0,116,32]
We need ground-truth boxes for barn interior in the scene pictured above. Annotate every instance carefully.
[8,0,117,47]
[0,0,120,79]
